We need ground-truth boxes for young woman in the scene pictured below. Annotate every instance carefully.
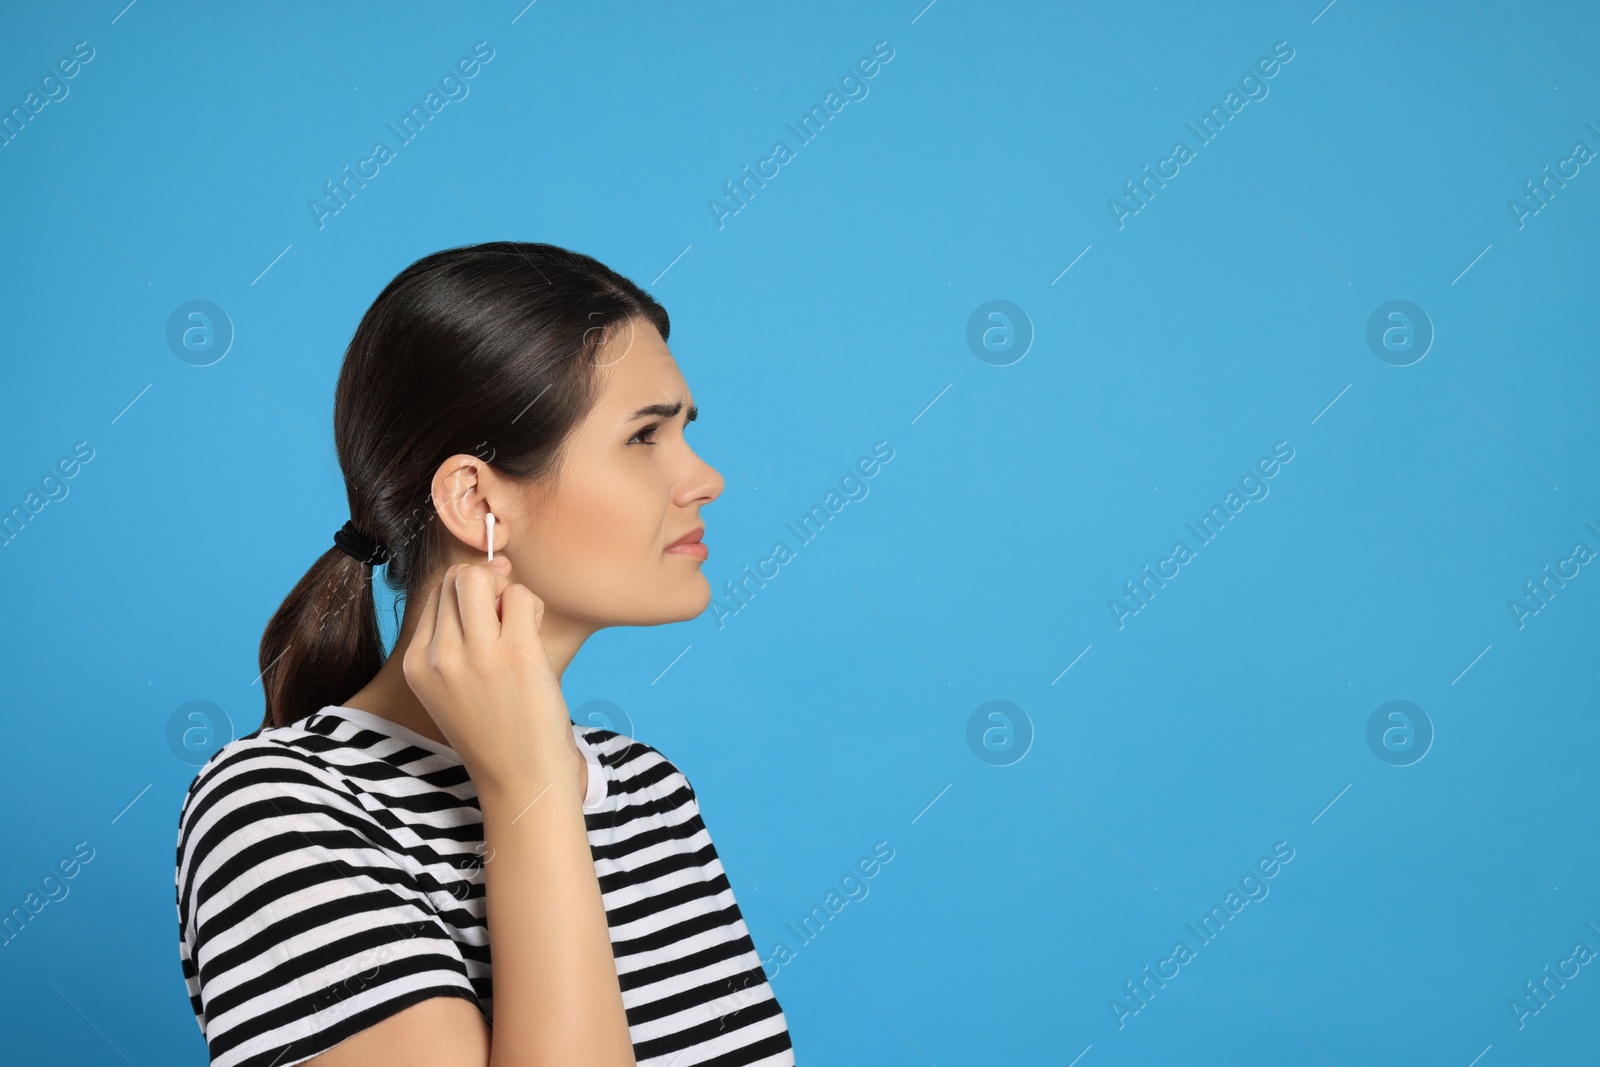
[173,242,795,1066]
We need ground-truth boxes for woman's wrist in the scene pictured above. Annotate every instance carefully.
[474,754,586,815]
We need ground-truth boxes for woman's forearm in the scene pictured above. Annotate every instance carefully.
[479,769,636,1067]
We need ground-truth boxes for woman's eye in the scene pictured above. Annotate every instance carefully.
[629,425,659,445]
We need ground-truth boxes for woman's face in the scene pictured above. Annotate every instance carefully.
[504,316,724,629]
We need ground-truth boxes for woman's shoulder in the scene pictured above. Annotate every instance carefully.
[173,716,485,1066]
[173,714,396,905]
[178,716,355,829]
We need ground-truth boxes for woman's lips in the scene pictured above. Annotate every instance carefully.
[664,526,706,560]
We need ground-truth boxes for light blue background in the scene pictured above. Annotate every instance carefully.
[2,1,1597,1063]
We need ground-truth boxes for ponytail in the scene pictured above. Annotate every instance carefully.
[259,547,384,728]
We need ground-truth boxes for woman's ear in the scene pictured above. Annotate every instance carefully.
[430,453,497,557]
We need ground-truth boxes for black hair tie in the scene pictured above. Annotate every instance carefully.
[333,520,390,566]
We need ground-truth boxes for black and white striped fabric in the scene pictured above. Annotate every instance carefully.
[174,705,794,1067]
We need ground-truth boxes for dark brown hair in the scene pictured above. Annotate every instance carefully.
[258,241,669,728]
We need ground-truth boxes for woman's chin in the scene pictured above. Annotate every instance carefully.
[672,575,713,620]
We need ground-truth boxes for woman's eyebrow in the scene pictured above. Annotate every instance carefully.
[624,401,698,423]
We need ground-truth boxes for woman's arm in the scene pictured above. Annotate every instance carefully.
[302,775,630,1067]
[476,768,637,1065]
[304,562,635,1066]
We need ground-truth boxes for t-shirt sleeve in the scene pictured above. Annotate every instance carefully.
[174,742,479,1067]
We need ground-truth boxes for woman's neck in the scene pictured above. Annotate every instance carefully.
[344,660,590,804]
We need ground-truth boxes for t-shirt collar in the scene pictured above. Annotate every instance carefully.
[313,705,609,811]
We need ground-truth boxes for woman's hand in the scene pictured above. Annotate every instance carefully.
[317,559,636,1066]
[401,558,578,801]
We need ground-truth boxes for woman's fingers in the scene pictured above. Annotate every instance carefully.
[455,564,510,647]
[402,565,572,794]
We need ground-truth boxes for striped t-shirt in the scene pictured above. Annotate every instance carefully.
[174,704,795,1067]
